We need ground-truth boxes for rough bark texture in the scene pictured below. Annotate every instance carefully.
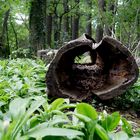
[29,0,46,54]
[46,34,139,101]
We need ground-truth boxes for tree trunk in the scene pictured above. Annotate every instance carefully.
[46,34,139,101]
[95,0,105,42]
[72,0,80,40]
[95,24,103,43]
[104,1,116,36]
[53,15,59,47]
[136,9,140,40]
[85,0,92,36]
[0,9,10,58]
[29,0,46,54]
[46,14,52,48]
[10,16,18,49]
[63,0,69,41]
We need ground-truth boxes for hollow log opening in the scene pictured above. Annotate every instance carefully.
[46,34,139,101]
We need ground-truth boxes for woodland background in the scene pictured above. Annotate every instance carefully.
[0,0,140,58]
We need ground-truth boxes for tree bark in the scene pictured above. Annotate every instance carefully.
[72,0,80,40]
[95,0,105,42]
[29,0,47,54]
[0,9,10,58]
[85,0,92,36]
[10,16,18,49]
[46,34,139,101]
[95,24,103,43]
[104,1,116,36]
[46,14,52,48]
[63,0,69,41]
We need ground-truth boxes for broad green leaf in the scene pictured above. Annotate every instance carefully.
[101,112,120,131]
[74,113,92,123]
[42,136,69,140]
[9,98,30,120]
[129,137,140,140]
[22,122,84,139]
[50,98,65,111]
[76,103,98,120]
[8,96,46,139]
[95,124,109,140]
[122,118,134,136]
[109,131,129,140]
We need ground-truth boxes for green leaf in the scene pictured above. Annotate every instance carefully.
[122,118,134,136]
[42,136,69,140]
[22,123,84,139]
[101,112,120,131]
[129,137,140,140]
[50,98,65,111]
[9,98,30,120]
[95,124,109,140]
[74,113,92,123]
[109,131,129,140]
[7,96,46,139]
[76,103,98,120]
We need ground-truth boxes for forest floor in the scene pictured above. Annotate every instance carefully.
[95,101,140,131]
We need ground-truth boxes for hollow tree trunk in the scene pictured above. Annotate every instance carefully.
[46,34,139,101]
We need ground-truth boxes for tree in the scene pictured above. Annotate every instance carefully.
[46,1,53,48]
[72,0,80,40]
[29,0,47,54]
[63,0,70,41]
[85,0,92,36]
[0,9,10,58]
[0,0,139,57]
[95,0,105,42]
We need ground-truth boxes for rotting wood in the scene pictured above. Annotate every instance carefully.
[46,34,139,101]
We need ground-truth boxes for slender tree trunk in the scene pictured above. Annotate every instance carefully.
[10,16,18,49]
[63,0,69,41]
[53,14,59,47]
[95,0,105,42]
[86,0,92,36]
[46,14,52,48]
[86,15,92,36]
[29,0,46,54]
[0,9,10,58]
[136,9,140,40]
[95,24,103,42]
[104,1,116,36]
[72,0,80,40]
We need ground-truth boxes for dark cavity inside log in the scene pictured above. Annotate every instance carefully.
[46,34,139,101]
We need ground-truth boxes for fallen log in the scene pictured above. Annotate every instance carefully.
[46,34,139,101]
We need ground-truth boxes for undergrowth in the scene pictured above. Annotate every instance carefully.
[0,58,140,140]
[0,58,46,105]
